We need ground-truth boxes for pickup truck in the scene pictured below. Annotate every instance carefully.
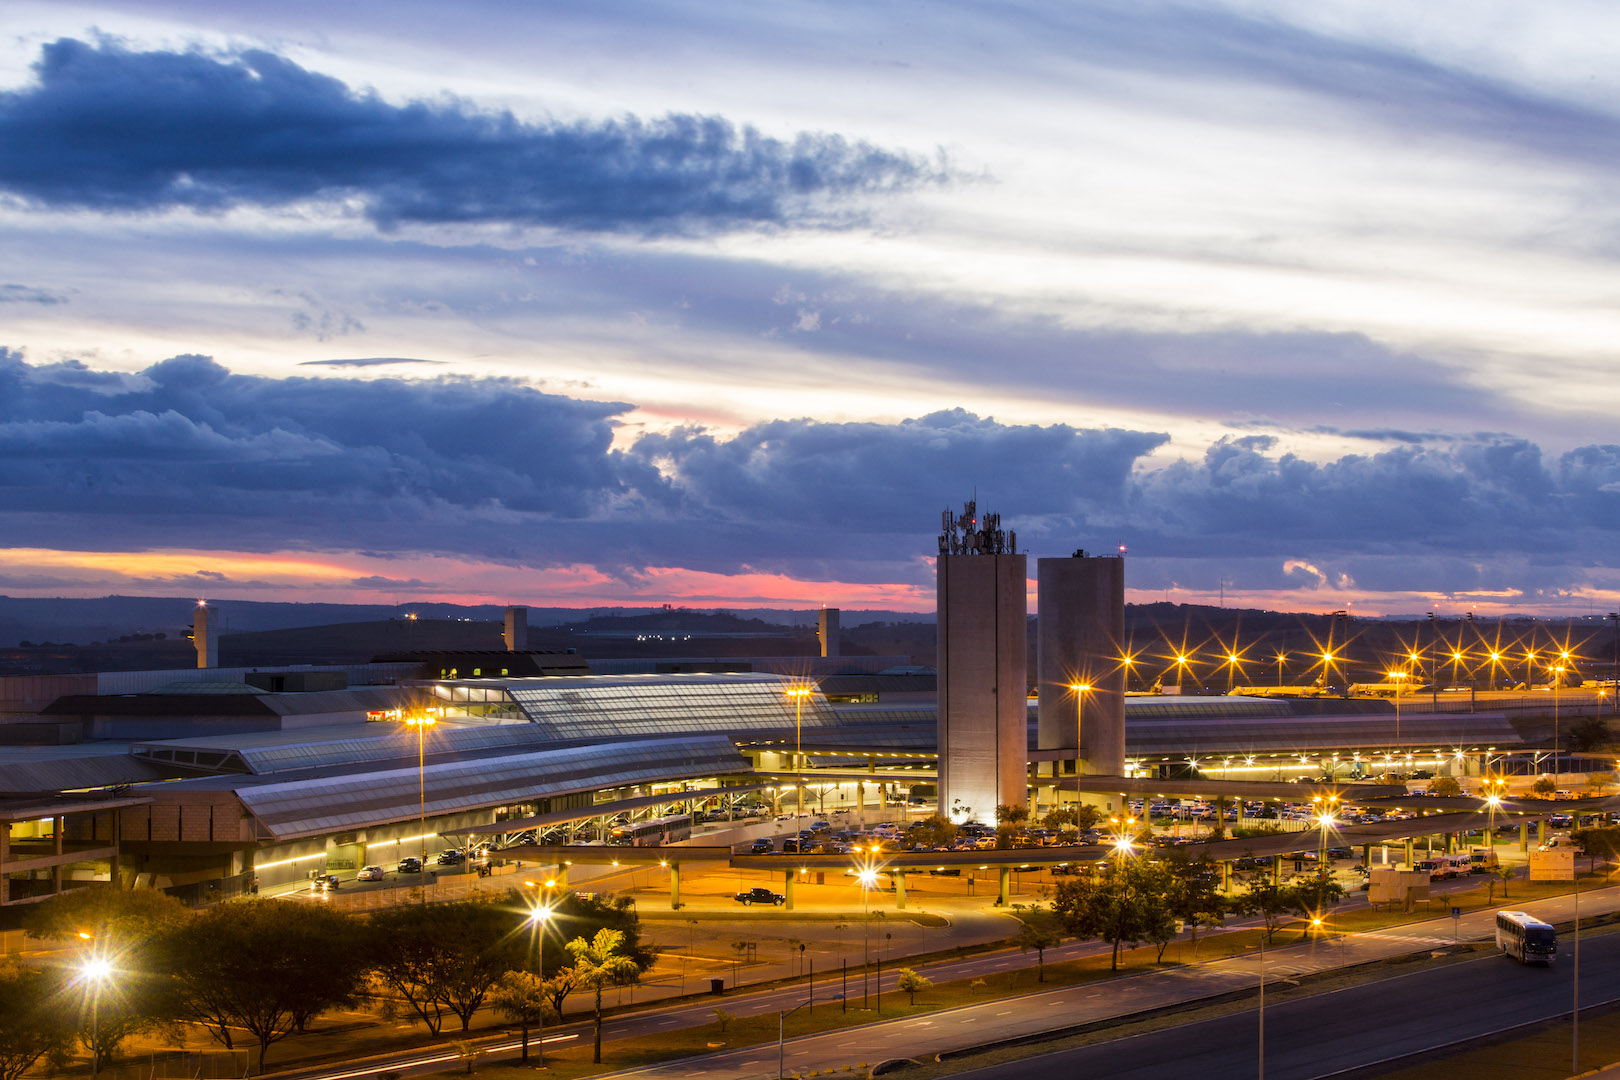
[733,886,786,906]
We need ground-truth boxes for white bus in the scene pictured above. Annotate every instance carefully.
[1495,910,1557,964]
[608,814,693,847]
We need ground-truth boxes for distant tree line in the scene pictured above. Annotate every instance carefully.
[10,886,651,1075]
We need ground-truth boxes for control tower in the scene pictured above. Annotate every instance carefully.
[936,501,1027,822]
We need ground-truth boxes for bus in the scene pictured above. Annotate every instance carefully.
[608,814,693,847]
[1495,910,1557,964]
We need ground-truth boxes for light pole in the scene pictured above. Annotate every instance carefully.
[1387,670,1407,774]
[82,956,111,1080]
[779,993,844,1079]
[1068,682,1090,777]
[857,867,877,1008]
[1275,652,1286,690]
[406,711,436,885]
[1553,664,1566,784]
[786,686,811,846]
[1610,613,1619,717]
[525,883,554,1066]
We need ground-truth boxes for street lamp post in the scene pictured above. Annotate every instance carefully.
[786,686,811,846]
[857,867,877,1008]
[525,884,554,1066]
[1068,682,1090,782]
[779,993,844,1080]
[1553,665,1565,784]
[406,712,436,888]
[82,957,111,1080]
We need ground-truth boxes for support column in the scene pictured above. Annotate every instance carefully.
[1221,860,1231,891]
[1404,838,1415,868]
[894,871,907,910]
[1520,822,1529,853]
[1271,854,1282,885]
[1361,844,1371,868]
[669,863,681,910]
[1538,820,1547,847]
[1445,833,1456,855]
[998,866,1011,906]
[784,871,796,911]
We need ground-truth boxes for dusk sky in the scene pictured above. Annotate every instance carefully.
[5,2,1620,616]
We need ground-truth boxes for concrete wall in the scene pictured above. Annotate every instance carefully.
[1036,555,1126,776]
[937,553,1027,822]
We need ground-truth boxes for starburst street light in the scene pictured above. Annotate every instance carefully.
[1069,682,1091,763]
[526,898,555,1065]
[81,956,112,1080]
[785,685,812,840]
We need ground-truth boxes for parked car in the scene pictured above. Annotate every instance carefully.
[310,873,340,891]
[398,856,423,873]
[436,849,465,865]
[734,887,786,906]
[357,865,385,881]
[749,838,774,854]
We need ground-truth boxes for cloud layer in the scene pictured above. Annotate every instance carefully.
[0,38,947,234]
[4,350,1620,609]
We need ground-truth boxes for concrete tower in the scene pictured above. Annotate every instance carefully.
[1036,552,1126,776]
[818,608,841,658]
[193,603,219,669]
[504,606,528,652]
[936,501,1027,822]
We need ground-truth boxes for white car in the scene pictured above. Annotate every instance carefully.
[357,865,385,881]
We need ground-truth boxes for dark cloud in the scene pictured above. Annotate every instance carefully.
[0,38,948,235]
[4,350,1620,604]
[0,284,65,304]
[300,358,447,368]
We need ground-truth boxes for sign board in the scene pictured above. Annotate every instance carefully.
[1368,867,1430,905]
[1529,849,1575,882]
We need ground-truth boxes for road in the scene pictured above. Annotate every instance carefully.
[951,928,1620,1080]
[597,885,1620,1080]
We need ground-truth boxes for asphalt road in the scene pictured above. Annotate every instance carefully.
[951,932,1620,1080]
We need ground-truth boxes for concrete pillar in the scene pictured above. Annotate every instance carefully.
[998,866,1011,906]
[1271,854,1282,885]
[669,863,681,910]
[1404,838,1415,868]
[784,871,796,911]
[1036,554,1125,777]
[1538,820,1547,847]
[1445,833,1456,855]
[1520,822,1529,853]
[818,608,840,658]
[1361,844,1371,868]
[894,871,907,910]
[193,603,220,668]
[1221,860,1231,891]
[504,607,528,651]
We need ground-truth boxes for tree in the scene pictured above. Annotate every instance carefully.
[0,965,75,1080]
[489,972,549,1064]
[1161,852,1228,959]
[1572,826,1620,875]
[1234,877,1292,943]
[995,804,1030,827]
[564,928,641,1063]
[160,900,368,1073]
[1426,776,1463,798]
[368,899,526,1035]
[1588,771,1617,796]
[1569,716,1612,754]
[1012,916,1063,981]
[1532,775,1559,797]
[22,884,188,944]
[1492,863,1515,899]
[912,813,959,849]
[894,968,932,1005]
[1041,806,1078,832]
[24,886,189,1067]
[1051,858,1177,970]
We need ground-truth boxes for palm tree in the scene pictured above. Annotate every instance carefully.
[565,928,642,1063]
